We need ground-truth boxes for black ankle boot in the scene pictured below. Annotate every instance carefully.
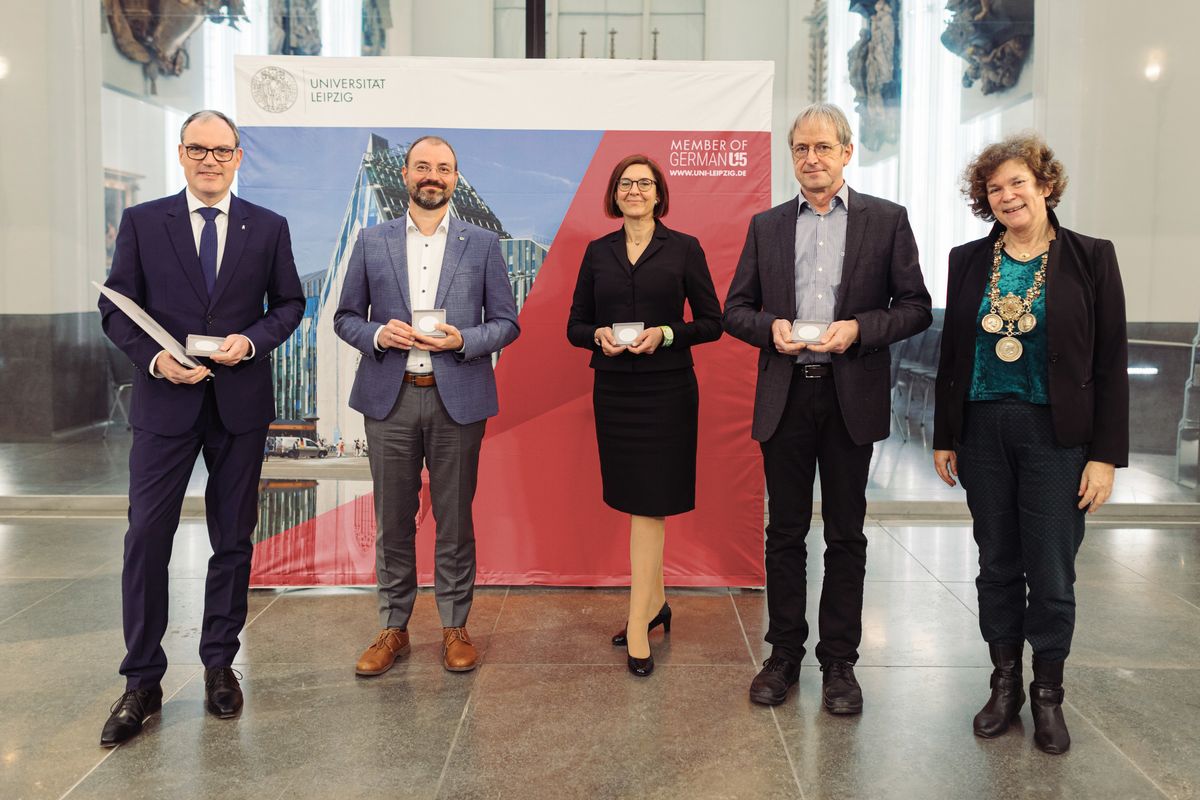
[1030,658,1070,754]
[974,642,1025,738]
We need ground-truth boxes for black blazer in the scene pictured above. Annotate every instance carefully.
[567,221,722,371]
[723,189,932,444]
[932,210,1130,466]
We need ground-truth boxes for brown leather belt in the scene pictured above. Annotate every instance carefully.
[403,372,436,387]
[797,363,832,379]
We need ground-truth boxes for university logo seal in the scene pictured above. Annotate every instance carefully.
[250,66,298,113]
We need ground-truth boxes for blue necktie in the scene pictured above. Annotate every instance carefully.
[197,206,220,295]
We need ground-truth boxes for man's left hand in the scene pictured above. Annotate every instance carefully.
[413,323,464,352]
[209,334,252,365]
[806,319,860,355]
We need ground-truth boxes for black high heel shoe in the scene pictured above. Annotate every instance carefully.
[611,602,672,646]
[626,646,654,677]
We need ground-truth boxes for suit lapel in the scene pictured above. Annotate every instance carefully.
[835,187,869,319]
[209,194,249,309]
[382,219,411,314]
[634,222,668,269]
[164,190,210,305]
[434,219,468,309]
[606,230,629,272]
[776,198,799,316]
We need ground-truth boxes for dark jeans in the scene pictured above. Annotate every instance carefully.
[957,399,1087,662]
[760,369,874,665]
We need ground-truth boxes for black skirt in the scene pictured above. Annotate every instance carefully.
[593,367,698,517]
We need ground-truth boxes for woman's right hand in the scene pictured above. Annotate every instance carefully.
[594,327,627,357]
[933,449,958,487]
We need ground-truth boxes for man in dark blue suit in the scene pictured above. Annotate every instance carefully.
[98,110,304,746]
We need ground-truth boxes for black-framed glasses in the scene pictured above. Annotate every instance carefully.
[618,178,656,192]
[184,145,237,162]
[791,143,842,159]
[410,163,456,177]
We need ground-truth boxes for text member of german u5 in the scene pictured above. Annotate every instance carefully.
[933,133,1128,755]
[566,155,722,677]
[723,103,932,710]
[98,110,304,747]
[334,136,520,677]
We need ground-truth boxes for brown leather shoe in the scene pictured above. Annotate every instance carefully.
[355,628,410,676]
[442,626,478,672]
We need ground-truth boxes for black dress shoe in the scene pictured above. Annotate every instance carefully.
[821,660,863,714]
[99,685,163,747]
[749,656,800,705]
[611,602,672,646]
[204,667,244,718]
[626,646,654,677]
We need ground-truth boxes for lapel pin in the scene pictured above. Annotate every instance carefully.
[458,236,464,241]
[241,224,246,230]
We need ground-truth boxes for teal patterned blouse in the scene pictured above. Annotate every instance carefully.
[967,251,1050,404]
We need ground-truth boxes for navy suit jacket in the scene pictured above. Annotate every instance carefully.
[333,216,520,425]
[99,190,305,436]
[723,188,933,444]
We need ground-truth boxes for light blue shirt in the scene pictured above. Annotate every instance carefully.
[793,182,849,364]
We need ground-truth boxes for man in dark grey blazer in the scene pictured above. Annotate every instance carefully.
[724,104,931,710]
[334,136,519,675]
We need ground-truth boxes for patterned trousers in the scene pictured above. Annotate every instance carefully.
[957,399,1087,662]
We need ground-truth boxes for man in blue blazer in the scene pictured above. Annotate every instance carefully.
[334,136,519,676]
[98,110,304,746]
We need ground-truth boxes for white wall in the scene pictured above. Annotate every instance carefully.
[1032,0,1200,323]
[0,0,104,315]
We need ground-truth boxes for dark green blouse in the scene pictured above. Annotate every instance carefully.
[967,251,1050,405]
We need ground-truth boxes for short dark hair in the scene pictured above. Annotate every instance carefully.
[405,135,458,170]
[962,132,1068,222]
[180,110,240,147]
[603,154,669,219]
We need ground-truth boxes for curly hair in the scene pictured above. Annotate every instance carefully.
[961,132,1068,222]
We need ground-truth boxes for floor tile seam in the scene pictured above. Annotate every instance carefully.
[1062,697,1173,799]
[486,587,509,637]
[768,706,807,800]
[1083,548,1161,583]
[433,666,480,799]
[56,670,202,800]
[727,591,760,666]
[0,557,117,628]
[877,521,980,619]
[240,590,286,632]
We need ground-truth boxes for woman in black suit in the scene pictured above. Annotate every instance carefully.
[567,154,722,676]
[933,133,1128,754]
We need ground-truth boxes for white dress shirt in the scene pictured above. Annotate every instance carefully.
[373,209,450,374]
[150,189,251,376]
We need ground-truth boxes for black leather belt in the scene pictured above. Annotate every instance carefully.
[403,373,436,387]
[797,363,832,379]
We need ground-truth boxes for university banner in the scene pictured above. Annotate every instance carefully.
[235,55,773,587]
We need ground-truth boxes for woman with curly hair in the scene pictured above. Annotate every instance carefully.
[932,133,1129,754]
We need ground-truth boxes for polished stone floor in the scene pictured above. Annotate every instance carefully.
[2,515,1198,800]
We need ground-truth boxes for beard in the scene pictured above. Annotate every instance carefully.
[409,181,450,211]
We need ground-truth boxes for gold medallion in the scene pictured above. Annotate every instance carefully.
[995,336,1023,362]
[981,313,1004,334]
[1017,313,1037,333]
[997,293,1024,321]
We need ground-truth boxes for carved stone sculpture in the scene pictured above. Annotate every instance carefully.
[941,0,1034,95]
[847,0,901,152]
[269,0,321,56]
[104,0,247,94]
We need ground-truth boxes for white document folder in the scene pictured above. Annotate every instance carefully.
[93,281,201,369]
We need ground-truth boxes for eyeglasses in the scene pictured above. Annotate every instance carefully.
[618,178,656,192]
[791,143,843,159]
[410,163,456,177]
[184,145,237,162]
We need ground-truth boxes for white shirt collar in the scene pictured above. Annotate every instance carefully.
[406,208,450,235]
[186,188,232,216]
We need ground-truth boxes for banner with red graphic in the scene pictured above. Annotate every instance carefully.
[235,56,773,587]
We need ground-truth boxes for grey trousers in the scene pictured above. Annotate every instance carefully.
[364,384,486,629]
